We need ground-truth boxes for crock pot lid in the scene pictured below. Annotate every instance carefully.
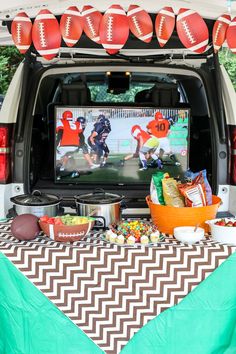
[12,191,60,206]
[76,191,123,204]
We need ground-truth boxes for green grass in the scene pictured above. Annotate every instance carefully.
[56,153,186,184]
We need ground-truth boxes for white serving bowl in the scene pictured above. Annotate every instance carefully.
[174,226,205,245]
[205,218,236,245]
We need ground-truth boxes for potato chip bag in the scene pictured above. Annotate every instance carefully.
[162,174,185,207]
[184,169,212,205]
[150,172,165,205]
[179,171,207,207]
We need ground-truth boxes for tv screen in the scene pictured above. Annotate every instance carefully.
[55,106,190,185]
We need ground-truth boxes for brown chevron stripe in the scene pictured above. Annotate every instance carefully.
[0,221,235,354]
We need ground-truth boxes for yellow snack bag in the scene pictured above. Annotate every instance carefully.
[162,173,185,207]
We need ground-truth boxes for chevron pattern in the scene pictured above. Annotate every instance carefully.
[0,220,235,354]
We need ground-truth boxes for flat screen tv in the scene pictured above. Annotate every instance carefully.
[55,106,190,186]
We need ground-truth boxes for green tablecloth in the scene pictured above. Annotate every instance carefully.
[121,251,236,354]
[1,249,236,353]
[0,253,103,354]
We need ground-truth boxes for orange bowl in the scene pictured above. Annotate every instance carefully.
[39,219,95,242]
[146,195,221,234]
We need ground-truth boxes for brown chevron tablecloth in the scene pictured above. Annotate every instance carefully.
[0,219,235,354]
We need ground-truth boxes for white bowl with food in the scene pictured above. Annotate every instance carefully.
[205,218,236,245]
[174,226,205,245]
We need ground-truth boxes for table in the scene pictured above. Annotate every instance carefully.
[0,219,235,354]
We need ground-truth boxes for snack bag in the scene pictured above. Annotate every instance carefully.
[179,172,207,207]
[184,169,212,205]
[162,173,185,207]
[150,172,165,205]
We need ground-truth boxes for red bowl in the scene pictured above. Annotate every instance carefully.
[39,219,95,242]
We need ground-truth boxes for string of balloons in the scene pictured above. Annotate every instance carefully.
[10,5,236,60]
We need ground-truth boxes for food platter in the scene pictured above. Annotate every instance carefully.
[103,220,165,246]
[101,234,165,247]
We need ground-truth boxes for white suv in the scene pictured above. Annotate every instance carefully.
[0,1,236,218]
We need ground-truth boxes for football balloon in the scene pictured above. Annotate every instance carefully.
[226,16,236,54]
[32,9,61,60]
[82,5,102,44]
[127,5,153,43]
[213,14,231,53]
[60,6,83,47]
[100,4,129,55]
[11,12,32,54]
[176,8,209,53]
[155,7,175,47]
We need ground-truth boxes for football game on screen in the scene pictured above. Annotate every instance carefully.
[55,107,189,184]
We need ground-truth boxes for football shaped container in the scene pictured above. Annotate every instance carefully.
[39,218,95,242]
[205,218,236,245]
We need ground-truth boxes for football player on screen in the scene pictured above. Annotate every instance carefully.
[147,111,180,166]
[88,115,111,167]
[56,111,99,173]
[76,116,89,153]
[120,139,140,166]
[131,125,162,171]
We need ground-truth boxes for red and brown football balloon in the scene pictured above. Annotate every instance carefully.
[127,5,153,43]
[32,9,61,60]
[60,6,83,47]
[226,16,236,54]
[82,5,102,44]
[176,8,209,53]
[213,14,231,53]
[99,4,129,55]
[11,12,32,54]
[155,7,175,47]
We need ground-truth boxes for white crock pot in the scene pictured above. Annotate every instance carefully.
[10,190,61,217]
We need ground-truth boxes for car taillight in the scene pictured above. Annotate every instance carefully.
[0,126,11,183]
